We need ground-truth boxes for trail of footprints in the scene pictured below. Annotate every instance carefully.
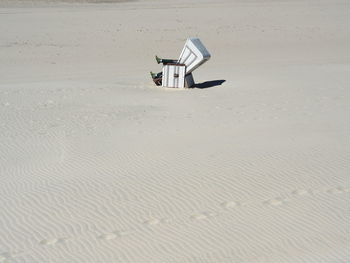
[1,186,349,259]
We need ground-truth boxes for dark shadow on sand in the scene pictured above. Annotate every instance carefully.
[191,80,226,89]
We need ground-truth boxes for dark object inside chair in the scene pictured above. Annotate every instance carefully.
[151,71,163,86]
[153,76,162,86]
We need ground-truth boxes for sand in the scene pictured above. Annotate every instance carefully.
[1,0,350,262]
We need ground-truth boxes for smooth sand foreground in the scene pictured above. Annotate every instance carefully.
[1,0,350,262]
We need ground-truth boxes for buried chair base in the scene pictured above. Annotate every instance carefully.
[185,73,195,88]
[161,64,195,88]
[162,64,185,88]
[152,73,195,88]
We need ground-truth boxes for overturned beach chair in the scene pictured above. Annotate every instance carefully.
[151,38,211,88]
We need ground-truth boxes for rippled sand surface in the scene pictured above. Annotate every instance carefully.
[0,0,134,7]
[1,0,350,262]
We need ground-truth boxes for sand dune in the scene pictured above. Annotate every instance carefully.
[1,0,350,262]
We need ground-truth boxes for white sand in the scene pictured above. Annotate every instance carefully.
[1,0,350,262]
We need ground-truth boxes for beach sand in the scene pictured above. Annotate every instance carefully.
[1,0,350,262]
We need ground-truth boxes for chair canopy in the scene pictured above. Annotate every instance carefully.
[178,38,211,74]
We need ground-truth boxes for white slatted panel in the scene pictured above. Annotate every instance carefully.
[162,65,186,88]
[178,38,211,74]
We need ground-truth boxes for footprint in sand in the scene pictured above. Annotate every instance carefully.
[116,230,132,237]
[98,230,132,240]
[143,218,161,226]
[143,218,170,226]
[191,212,217,221]
[0,253,12,262]
[191,213,208,220]
[265,198,286,206]
[327,187,345,194]
[220,201,240,209]
[0,251,23,261]
[98,233,118,240]
[39,237,68,246]
[292,189,309,196]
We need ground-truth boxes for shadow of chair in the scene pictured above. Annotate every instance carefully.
[191,79,226,89]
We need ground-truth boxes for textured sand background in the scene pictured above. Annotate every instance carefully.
[1,0,350,262]
[0,0,133,7]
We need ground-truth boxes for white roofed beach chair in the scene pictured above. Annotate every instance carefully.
[151,38,211,88]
